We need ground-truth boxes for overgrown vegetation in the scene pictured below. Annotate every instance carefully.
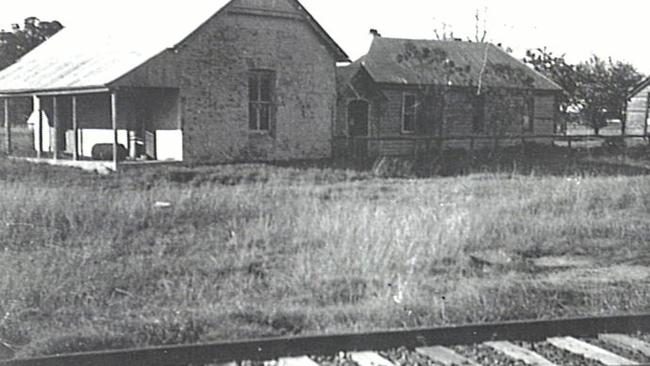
[1,128,650,357]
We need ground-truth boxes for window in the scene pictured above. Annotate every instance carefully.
[249,70,274,132]
[402,93,417,133]
[472,94,486,134]
[522,97,535,133]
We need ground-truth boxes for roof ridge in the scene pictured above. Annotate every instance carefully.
[360,37,563,91]
[489,44,563,91]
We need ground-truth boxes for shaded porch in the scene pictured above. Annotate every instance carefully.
[2,87,183,171]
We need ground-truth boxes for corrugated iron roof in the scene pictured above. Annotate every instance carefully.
[361,37,562,91]
[0,0,348,95]
[0,1,230,94]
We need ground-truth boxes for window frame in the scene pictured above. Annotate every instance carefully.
[401,93,417,134]
[248,69,275,133]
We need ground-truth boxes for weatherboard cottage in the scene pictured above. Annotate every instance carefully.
[336,35,563,157]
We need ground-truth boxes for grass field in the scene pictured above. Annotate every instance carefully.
[1,127,650,357]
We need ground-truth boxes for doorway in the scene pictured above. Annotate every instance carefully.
[348,100,369,158]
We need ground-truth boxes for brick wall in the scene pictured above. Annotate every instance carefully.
[173,0,337,163]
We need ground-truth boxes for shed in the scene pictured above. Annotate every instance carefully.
[626,77,650,135]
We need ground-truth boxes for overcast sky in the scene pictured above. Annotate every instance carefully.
[2,1,650,73]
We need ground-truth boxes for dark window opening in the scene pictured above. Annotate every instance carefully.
[249,70,274,132]
[472,94,486,134]
[402,93,417,133]
[523,97,535,133]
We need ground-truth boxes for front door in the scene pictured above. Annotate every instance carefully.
[348,100,369,158]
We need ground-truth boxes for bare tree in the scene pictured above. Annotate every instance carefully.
[474,7,488,43]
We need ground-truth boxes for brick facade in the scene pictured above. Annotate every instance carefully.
[114,0,341,163]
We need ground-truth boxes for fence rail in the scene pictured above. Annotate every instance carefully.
[334,134,650,159]
[337,133,650,142]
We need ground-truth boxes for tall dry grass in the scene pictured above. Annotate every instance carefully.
[1,156,650,356]
[1,126,650,355]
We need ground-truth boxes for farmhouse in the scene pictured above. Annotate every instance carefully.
[336,35,562,157]
[0,0,348,167]
[626,78,650,135]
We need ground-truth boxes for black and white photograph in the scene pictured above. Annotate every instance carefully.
[0,1,649,365]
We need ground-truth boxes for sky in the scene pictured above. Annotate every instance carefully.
[2,1,650,73]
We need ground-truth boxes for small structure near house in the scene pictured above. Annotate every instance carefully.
[336,36,563,158]
[626,77,650,135]
[0,0,348,168]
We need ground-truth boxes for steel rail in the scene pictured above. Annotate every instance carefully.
[2,313,650,366]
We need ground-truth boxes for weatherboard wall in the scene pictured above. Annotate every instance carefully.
[336,71,559,157]
[626,86,650,133]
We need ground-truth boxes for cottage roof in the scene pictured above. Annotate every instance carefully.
[360,37,562,91]
[628,76,650,99]
[0,0,348,95]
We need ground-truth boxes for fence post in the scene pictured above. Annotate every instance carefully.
[3,98,10,156]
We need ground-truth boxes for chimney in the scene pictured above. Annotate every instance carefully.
[369,29,381,37]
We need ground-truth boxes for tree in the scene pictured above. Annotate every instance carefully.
[524,48,579,113]
[0,17,63,70]
[574,56,643,134]
[525,49,644,134]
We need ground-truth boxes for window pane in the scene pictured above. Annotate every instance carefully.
[403,94,417,132]
[249,103,258,130]
[249,75,259,102]
[259,103,270,131]
[522,116,531,131]
[405,95,416,109]
[260,74,272,102]
[404,114,415,132]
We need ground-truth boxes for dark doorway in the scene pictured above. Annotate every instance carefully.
[348,100,369,158]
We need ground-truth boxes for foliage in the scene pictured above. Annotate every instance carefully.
[0,17,63,70]
[524,48,579,113]
[575,56,644,132]
[396,41,534,137]
[525,49,644,133]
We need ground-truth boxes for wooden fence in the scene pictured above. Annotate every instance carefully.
[334,134,650,160]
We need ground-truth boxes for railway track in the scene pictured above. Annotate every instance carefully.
[1,314,650,366]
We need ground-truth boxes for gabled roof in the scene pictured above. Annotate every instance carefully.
[0,0,348,95]
[337,57,387,102]
[360,37,562,91]
[628,76,650,99]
